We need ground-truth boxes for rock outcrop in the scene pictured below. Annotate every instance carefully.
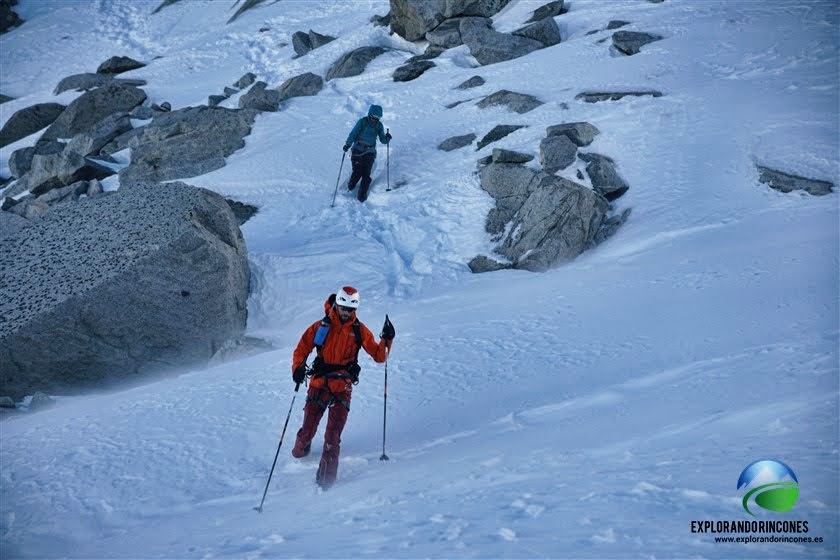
[0,103,66,148]
[757,165,834,196]
[326,47,387,80]
[0,181,250,399]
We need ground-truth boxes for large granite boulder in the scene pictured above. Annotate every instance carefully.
[239,81,281,112]
[277,72,324,102]
[0,0,23,34]
[460,17,544,65]
[394,60,435,82]
[438,133,476,151]
[292,29,336,57]
[42,84,146,140]
[53,73,146,95]
[612,31,663,55]
[326,47,387,80]
[119,105,257,185]
[757,165,833,196]
[546,122,599,146]
[0,181,250,399]
[477,90,543,114]
[579,152,630,201]
[525,0,565,23]
[540,135,577,173]
[0,103,66,147]
[96,56,146,75]
[16,144,114,197]
[512,17,561,46]
[479,162,609,271]
[425,17,465,47]
[8,140,64,179]
[476,124,526,150]
[65,112,132,156]
[455,75,485,89]
[390,0,446,41]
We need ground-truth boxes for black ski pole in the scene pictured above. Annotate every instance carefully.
[331,151,347,207]
[380,346,390,461]
[385,128,391,192]
[254,382,301,513]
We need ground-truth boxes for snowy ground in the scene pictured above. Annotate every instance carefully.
[1,1,838,558]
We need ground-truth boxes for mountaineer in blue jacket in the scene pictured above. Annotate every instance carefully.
[343,104,392,202]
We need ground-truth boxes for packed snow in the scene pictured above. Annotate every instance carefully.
[1,1,838,558]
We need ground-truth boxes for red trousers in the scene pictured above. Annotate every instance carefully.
[291,383,352,487]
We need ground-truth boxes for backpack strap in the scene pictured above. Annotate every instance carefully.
[312,318,364,379]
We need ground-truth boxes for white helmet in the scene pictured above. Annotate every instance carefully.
[335,286,360,309]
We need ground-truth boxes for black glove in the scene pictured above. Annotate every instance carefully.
[380,314,395,341]
[343,143,350,152]
[385,132,392,143]
[347,363,361,385]
[293,364,307,384]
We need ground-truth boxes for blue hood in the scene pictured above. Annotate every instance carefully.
[368,104,383,119]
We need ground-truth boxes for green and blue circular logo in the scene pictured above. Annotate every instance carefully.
[737,459,799,516]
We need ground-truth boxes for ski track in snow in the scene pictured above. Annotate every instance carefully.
[1,0,839,558]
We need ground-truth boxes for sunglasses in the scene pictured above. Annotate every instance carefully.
[369,115,380,121]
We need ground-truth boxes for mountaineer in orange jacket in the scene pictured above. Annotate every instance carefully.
[290,286,395,489]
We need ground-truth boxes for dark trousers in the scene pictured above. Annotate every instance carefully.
[291,384,352,487]
[348,151,376,202]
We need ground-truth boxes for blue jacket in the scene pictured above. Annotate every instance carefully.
[346,115,389,156]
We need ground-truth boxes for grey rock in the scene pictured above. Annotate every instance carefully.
[460,16,544,66]
[53,73,146,95]
[326,47,387,80]
[30,392,55,410]
[291,31,312,57]
[0,103,66,148]
[525,0,565,23]
[97,56,146,75]
[580,152,630,201]
[612,30,663,55]
[438,133,476,151]
[239,81,280,112]
[153,101,172,112]
[444,0,512,18]
[228,0,268,24]
[477,90,543,114]
[100,127,144,155]
[0,181,249,400]
[492,148,533,164]
[576,169,584,180]
[479,163,543,233]
[223,87,238,96]
[476,124,525,150]
[14,199,49,220]
[1,0,23,34]
[87,178,104,197]
[0,94,14,104]
[371,13,391,27]
[234,72,257,89]
[512,17,561,47]
[394,60,435,82]
[9,146,34,177]
[390,0,446,41]
[477,155,493,166]
[0,396,14,408]
[445,98,474,109]
[576,90,663,103]
[546,122,600,147]
[594,207,631,244]
[119,106,256,185]
[277,72,324,102]
[130,105,154,119]
[455,75,484,89]
[757,165,833,196]
[1,196,18,211]
[66,112,132,156]
[607,20,630,30]
[35,179,89,205]
[405,44,448,65]
[540,135,577,173]
[8,140,64,179]
[208,94,228,107]
[468,255,509,273]
[308,29,336,49]
[499,174,608,271]
[426,17,464,48]
[43,84,146,140]
[25,147,115,196]
[225,198,258,225]
[0,209,31,236]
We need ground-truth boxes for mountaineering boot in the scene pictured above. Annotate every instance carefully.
[348,180,357,191]
[357,183,370,203]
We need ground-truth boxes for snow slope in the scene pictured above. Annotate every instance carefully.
[1,1,838,558]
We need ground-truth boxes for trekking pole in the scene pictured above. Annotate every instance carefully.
[331,151,347,207]
[379,345,390,461]
[254,382,301,513]
[385,128,391,192]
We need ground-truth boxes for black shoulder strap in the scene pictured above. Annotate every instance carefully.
[359,117,367,136]
[351,319,362,362]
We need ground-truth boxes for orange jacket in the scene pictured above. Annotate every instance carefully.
[292,299,391,391]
